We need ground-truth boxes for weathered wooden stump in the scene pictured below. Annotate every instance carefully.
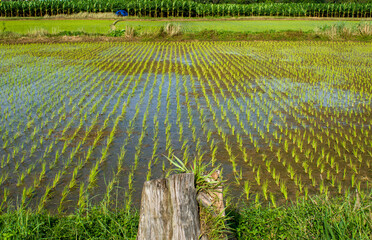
[197,169,225,217]
[137,173,201,240]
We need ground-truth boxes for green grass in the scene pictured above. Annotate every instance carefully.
[174,20,362,33]
[0,206,139,239]
[231,192,372,239]
[1,19,365,34]
[0,191,370,239]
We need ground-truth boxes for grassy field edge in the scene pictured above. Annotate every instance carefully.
[1,29,372,44]
[1,191,370,239]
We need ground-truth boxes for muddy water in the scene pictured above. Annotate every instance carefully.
[0,41,371,213]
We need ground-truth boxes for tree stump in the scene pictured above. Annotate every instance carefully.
[137,173,201,240]
[197,169,225,217]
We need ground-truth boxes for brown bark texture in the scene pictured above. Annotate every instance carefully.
[137,173,201,240]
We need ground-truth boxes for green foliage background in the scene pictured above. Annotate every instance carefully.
[0,0,371,18]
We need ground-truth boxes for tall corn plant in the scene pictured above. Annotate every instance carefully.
[0,0,371,18]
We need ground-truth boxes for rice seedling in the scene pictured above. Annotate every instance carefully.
[255,166,261,186]
[280,180,288,200]
[0,40,371,213]
[262,180,269,200]
[243,180,251,200]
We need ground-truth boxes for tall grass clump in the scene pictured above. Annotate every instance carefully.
[44,12,119,19]
[0,205,139,239]
[357,21,372,35]
[164,23,182,37]
[230,190,372,239]
[27,28,49,37]
[315,21,372,39]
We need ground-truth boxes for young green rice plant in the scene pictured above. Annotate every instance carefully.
[52,170,62,189]
[352,163,358,174]
[69,168,78,190]
[297,176,303,193]
[2,40,372,210]
[37,184,52,213]
[0,188,9,211]
[276,149,282,163]
[262,179,269,200]
[312,178,317,187]
[25,185,35,199]
[287,164,295,180]
[343,167,347,180]
[269,192,276,208]
[326,170,331,181]
[77,183,87,210]
[88,161,100,189]
[284,139,289,153]
[316,156,322,168]
[280,180,288,200]
[102,174,117,208]
[255,193,261,207]
[320,163,325,174]
[356,181,362,194]
[255,166,261,186]
[319,179,324,194]
[0,156,5,169]
[17,172,25,187]
[58,185,70,214]
[0,172,8,186]
[21,187,28,207]
[207,143,216,164]
[233,170,241,185]
[351,174,356,188]
[244,180,251,200]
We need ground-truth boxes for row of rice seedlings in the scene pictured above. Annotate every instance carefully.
[174,53,206,174]
[19,64,93,151]
[255,56,369,197]
[187,45,248,183]
[210,61,284,201]
[195,41,370,202]
[1,41,371,210]
[173,48,188,167]
[119,46,161,210]
[85,44,161,209]
[241,42,370,192]
[0,53,52,111]
[194,44,267,174]
[87,45,156,177]
[164,47,175,160]
[59,43,155,211]
[2,65,93,203]
[0,44,104,206]
[1,62,67,162]
[182,47,217,161]
[267,77,367,193]
[58,81,122,209]
[34,54,129,211]
[2,43,134,209]
[243,76,316,199]
[255,78,342,198]
[147,47,168,181]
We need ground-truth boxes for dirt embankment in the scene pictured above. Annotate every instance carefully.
[0,35,129,44]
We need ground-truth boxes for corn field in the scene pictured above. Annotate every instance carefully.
[0,41,371,213]
[0,0,372,18]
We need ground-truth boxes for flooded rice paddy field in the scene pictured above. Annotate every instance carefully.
[0,41,371,213]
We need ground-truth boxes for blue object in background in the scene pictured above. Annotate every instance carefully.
[116,10,128,16]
